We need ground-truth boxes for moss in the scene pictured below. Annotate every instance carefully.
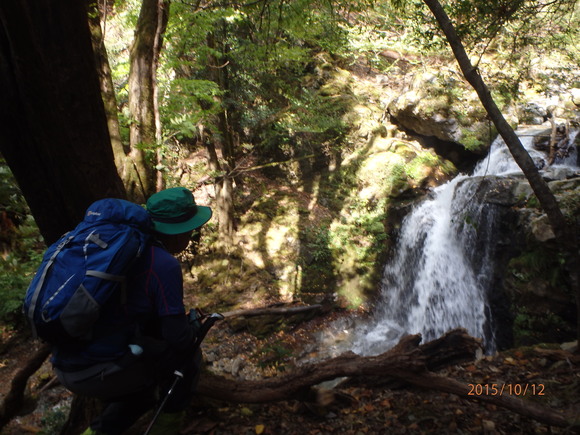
[506,244,576,347]
[513,307,573,347]
[460,131,485,151]
[508,247,565,287]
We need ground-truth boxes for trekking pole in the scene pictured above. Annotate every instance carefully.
[143,312,224,435]
[144,369,183,435]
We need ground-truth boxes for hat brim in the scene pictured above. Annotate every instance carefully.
[152,206,212,235]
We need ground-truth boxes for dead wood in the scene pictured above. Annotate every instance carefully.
[197,329,478,403]
[400,372,577,429]
[221,304,322,319]
[0,342,51,431]
[533,347,580,362]
[3,329,578,432]
[197,329,579,429]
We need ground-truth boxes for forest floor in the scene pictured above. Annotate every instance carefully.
[1,310,579,435]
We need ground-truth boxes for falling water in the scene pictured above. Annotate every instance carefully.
[347,128,579,356]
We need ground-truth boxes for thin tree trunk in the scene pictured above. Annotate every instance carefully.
[206,30,236,244]
[87,0,147,202]
[128,0,170,201]
[422,0,580,347]
[152,0,166,193]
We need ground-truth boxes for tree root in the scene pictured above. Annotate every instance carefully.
[0,342,51,431]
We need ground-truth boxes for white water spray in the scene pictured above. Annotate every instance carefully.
[346,128,579,356]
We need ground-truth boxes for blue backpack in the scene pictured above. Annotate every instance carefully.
[23,198,152,345]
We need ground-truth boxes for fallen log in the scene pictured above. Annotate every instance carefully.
[221,304,323,319]
[197,329,578,429]
[3,329,578,432]
[196,329,478,403]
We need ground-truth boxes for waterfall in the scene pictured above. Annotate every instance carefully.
[346,128,579,356]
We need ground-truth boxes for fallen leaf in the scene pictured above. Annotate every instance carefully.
[363,404,375,412]
[504,357,517,365]
[379,399,391,409]
[255,424,265,434]
[241,407,253,416]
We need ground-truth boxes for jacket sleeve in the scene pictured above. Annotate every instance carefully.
[160,313,196,352]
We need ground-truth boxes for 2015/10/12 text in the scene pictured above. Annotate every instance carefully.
[467,383,545,396]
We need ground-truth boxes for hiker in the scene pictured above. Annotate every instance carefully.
[51,187,212,435]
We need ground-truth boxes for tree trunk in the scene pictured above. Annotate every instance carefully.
[206,30,236,244]
[127,0,170,202]
[0,0,126,245]
[422,0,580,347]
[87,0,148,203]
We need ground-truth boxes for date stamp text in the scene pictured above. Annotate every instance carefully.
[467,383,545,396]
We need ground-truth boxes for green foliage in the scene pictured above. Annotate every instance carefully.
[378,0,446,52]
[163,78,223,139]
[460,130,485,151]
[509,248,565,287]
[256,342,293,371]
[157,0,355,161]
[99,0,578,314]
[0,160,44,325]
[513,307,573,346]
[0,255,31,324]
[0,161,44,326]
[0,159,29,222]
[40,405,69,435]
[305,226,333,263]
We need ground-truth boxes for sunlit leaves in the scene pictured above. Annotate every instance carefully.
[161,78,223,139]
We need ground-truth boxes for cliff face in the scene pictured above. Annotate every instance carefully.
[447,172,580,349]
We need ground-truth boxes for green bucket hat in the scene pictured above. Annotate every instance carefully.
[146,187,212,235]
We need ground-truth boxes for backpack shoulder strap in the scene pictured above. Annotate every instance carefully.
[26,234,74,339]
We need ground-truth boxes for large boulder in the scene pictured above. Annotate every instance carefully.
[451,169,580,349]
[388,70,494,155]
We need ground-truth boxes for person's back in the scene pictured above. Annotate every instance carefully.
[52,187,212,435]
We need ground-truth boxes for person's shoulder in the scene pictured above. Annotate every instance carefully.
[147,243,180,268]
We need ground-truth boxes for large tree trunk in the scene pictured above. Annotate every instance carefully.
[422,0,580,346]
[87,0,147,203]
[127,0,170,201]
[0,0,126,245]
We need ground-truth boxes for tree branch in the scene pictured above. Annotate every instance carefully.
[221,304,322,319]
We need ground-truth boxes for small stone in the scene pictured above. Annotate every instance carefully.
[482,419,496,433]
[561,341,578,353]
